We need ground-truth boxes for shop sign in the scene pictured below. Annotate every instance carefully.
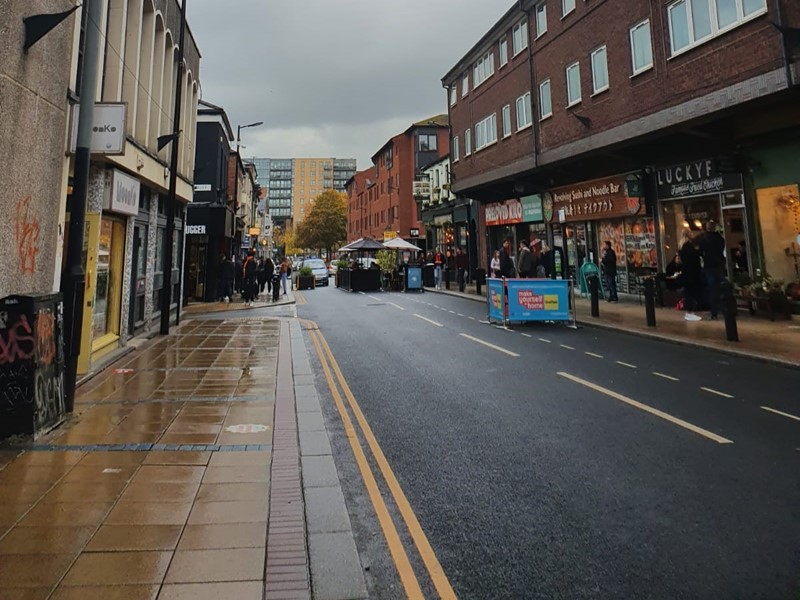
[194,183,212,192]
[544,174,643,223]
[409,228,420,237]
[433,215,451,226]
[383,230,398,241]
[186,225,206,235]
[69,103,126,155]
[106,169,139,216]
[248,227,261,236]
[485,198,523,226]
[521,195,543,222]
[655,159,743,200]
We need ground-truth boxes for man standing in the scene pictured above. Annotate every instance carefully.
[217,254,235,302]
[433,248,444,289]
[697,220,726,320]
[242,250,258,305]
[455,246,468,292]
[499,238,515,278]
[601,241,618,302]
[516,240,534,278]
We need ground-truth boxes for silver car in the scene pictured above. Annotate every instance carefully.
[301,258,329,286]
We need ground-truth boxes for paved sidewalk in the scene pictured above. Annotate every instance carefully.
[183,288,296,316]
[425,283,800,367]
[0,316,366,599]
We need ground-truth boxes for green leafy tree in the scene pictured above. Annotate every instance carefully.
[295,190,347,257]
[375,250,397,273]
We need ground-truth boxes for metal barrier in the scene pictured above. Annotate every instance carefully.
[486,278,575,327]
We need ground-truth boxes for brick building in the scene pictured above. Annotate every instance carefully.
[345,115,449,251]
[444,0,800,296]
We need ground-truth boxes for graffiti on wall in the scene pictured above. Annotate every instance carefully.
[0,312,35,366]
[15,196,40,274]
[35,308,56,366]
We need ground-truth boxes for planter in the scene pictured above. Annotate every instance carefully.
[297,276,315,291]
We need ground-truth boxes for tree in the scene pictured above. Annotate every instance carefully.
[294,190,347,257]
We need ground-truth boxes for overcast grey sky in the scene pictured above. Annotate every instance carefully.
[189,1,511,169]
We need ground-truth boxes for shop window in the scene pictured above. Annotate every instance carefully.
[755,185,799,286]
[92,217,124,340]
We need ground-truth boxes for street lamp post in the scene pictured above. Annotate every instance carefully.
[232,121,263,255]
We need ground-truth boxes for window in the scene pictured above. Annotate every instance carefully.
[516,92,532,129]
[539,79,552,119]
[499,39,508,66]
[630,20,654,74]
[512,19,528,55]
[535,3,547,37]
[452,136,459,161]
[591,46,609,94]
[418,134,437,152]
[475,113,498,150]
[563,0,575,17]
[465,129,471,156]
[473,50,495,87]
[566,61,581,106]
[450,85,457,106]
[462,73,469,96]
[668,0,767,55]
[502,104,512,137]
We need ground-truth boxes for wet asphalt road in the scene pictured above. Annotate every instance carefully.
[294,283,800,599]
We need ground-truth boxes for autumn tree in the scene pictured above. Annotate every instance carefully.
[294,190,347,257]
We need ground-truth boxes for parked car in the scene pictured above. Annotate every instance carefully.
[300,258,329,286]
[327,262,338,276]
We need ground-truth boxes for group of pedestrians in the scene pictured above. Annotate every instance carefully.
[668,220,728,321]
[216,251,292,306]
[430,247,469,292]
[490,237,553,279]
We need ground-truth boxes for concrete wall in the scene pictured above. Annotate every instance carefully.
[0,1,76,297]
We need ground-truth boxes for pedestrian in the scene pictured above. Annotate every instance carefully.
[217,254,235,302]
[455,246,468,292]
[279,257,289,296]
[696,220,726,320]
[537,242,552,278]
[601,241,619,302]
[234,254,243,294]
[499,238,515,278]
[433,248,444,289]
[262,256,275,294]
[242,250,258,305]
[679,231,703,321]
[490,250,501,278]
[530,238,544,277]
[516,240,534,278]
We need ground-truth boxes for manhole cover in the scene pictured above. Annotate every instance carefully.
[224,424,270,433]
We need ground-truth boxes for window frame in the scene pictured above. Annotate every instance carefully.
[464,129,472,156]
[499,38,509,67]
[475,113,498,152]
[566,61,582,107]
[462,73,469,96]
[512,19,529,56]
[539,79,553,120]
[629,19,654,76]
[535,2,547,38]
[590,45,609,95]
[450,85,457,106]
[667,0,768,57]
[516,92,533,131]
[562,0,576,18]
[452,135,459,162]
[502,104,512,138]
[473,50,496,88]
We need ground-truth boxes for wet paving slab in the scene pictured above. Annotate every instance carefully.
[0,318,282,599]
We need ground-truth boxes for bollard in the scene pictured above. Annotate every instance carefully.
[722,281,739,342]
[476,277,482,296]
[644,277,657,327]
[589,275,600,317]
[445,267,450,290]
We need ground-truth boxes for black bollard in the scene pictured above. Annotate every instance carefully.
[722,281,739,342]
[589,275,600,317]
[644,277,656,327]
[445,267,451,290]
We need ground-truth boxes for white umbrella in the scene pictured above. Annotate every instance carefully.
[382,237,422,251]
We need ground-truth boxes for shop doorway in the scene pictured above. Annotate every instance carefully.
[564,222,596,281]
[186,237,208,300]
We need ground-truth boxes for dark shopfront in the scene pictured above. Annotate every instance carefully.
[185,204,235,302]
[484,195,546,269]
[544,173,654,294]
[655,159,751,282]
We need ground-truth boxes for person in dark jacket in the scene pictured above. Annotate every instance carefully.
[601,241,618,302]
[455,247,468,291]
[499,238,515,278]
[679,232,704,321]
[242,250,258,305]
[217,254,235,302]
[516,240,534,278]
[261,257,275,294]
[234,255,243,294]
[696,220,726,319]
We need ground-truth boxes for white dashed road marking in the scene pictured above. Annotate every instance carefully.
[585,352,604,359]
[760,406,800,422]
[653,372,679,381]
[616,361,637,369]
[460,334,520,357]
[701,387,734,399]
[413,314,443,327]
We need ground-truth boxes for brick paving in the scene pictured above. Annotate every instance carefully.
[0,317,306,600]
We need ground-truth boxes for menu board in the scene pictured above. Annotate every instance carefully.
[625,218,657,291]
[598,220,628,293]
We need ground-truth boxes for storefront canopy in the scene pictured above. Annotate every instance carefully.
[338,237,386,252]
[382,237,422,251]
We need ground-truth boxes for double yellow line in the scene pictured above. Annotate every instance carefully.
[305,320,457,600]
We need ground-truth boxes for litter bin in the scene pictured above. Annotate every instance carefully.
[475,268,487,295]
[0,293,66,440]
[405,265,423,292]
[423,263,435,287]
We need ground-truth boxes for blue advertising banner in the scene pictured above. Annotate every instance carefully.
[406,266,422,290]
[505,279,570,322]
[487,278,505,321]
